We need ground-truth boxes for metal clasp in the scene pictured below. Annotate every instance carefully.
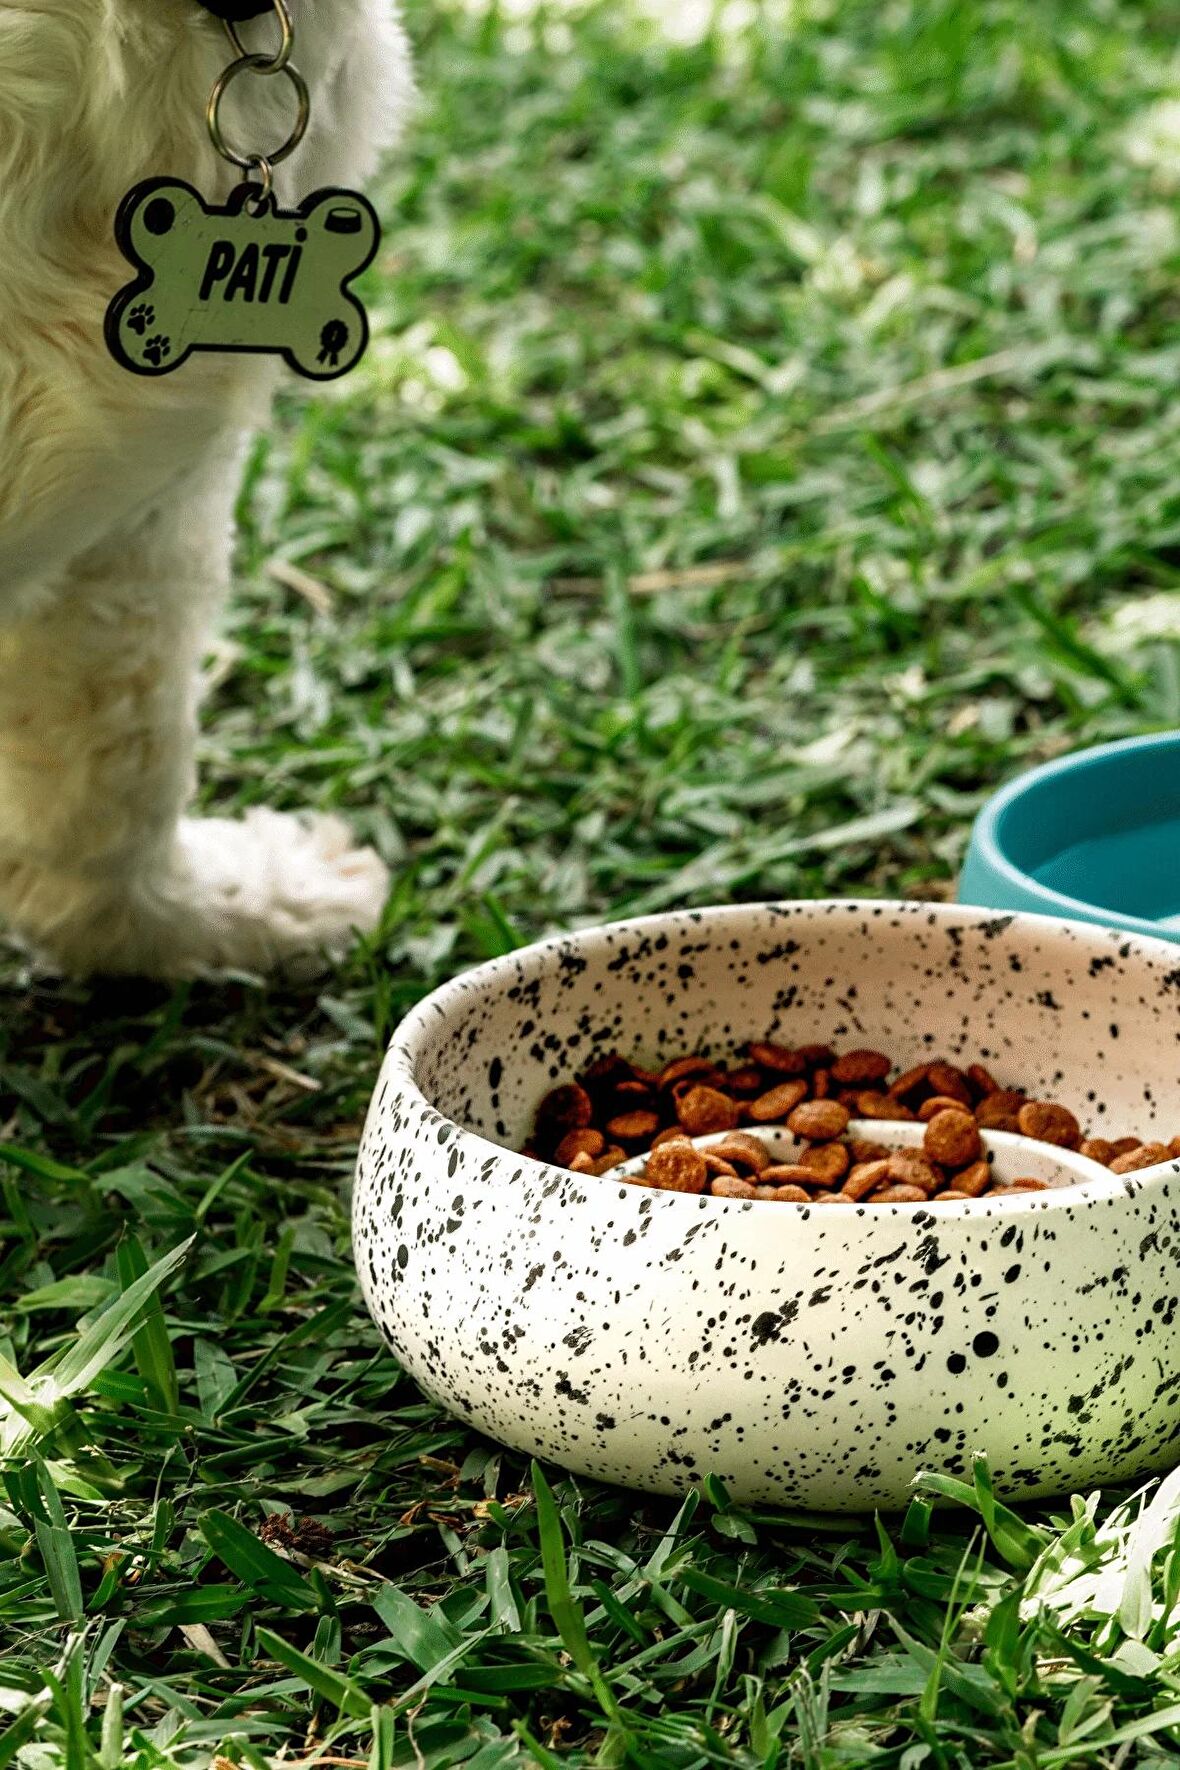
[205,2,308,202]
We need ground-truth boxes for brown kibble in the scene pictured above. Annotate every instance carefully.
[531,1030,1164,1211]
[967,1063,1000,1098]
[706,1133,772,1173]
[606,1109,662,1143]
[975,1109,1022,1135]
[1109,1142,1171,1174]
[797,1142,850,1184]
[884,1151,941,1194]
[554,1128,605,1167]
[727,1066,767,1096]
[536,1083,593,1140]
[925,1062,973,1105]
[747,1079,809,1123]
[786,1099,850,1142]
[746,1041,808,1075]
[758,1162,826,1185]
[614,1079,656,1105]
[854,1092,916,1122]
[677,1085,739,1135]
[1168,1137,1180,1160]
[711,1174,757,1199]
[849,1138,891,1164]
[889,1062,932,1100]
[670,1072,723,1101]
[951,1159,991,1198]
[923,1109,982,1169]
[918,1095,973,1122]
[975,1090,1027,1130]
[831,1048,891,1086]
[701,1153,739,1179]
[1017,1101,1081,1150]
[646,1141,709,1193]
[580,1053,633,1097]
[842,1158,891,1201]
[658,1054,715,1088]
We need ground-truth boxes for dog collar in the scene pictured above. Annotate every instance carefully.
[196,1,274,18]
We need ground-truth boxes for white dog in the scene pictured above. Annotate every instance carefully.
[0,0,413,976]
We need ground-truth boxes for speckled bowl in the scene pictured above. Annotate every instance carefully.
[353,901,1180,1511]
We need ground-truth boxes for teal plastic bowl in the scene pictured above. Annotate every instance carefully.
[960,732,1180,941]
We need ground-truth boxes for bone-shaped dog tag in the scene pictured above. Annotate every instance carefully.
[105,177,380,380]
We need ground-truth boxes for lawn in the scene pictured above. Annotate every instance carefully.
[5,0,1180,1762]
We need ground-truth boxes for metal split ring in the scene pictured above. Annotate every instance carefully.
[222,0,294,74]
[242,153,275,206]
[206,51,310,172]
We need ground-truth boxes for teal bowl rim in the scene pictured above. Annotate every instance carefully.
[968,730,1180,940]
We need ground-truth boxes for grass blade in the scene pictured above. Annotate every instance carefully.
[254,1626,369,1719]
[41,1237,193,1403]
[678,1566,818,1629]
[115,1235,179,1415]
[531,1461,623,1728]
[198,1509,318,1612]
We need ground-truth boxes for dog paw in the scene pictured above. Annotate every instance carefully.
[0,812,388,981]
[142,333,171,367]
[127,302,155,336]
[168,809,389,977]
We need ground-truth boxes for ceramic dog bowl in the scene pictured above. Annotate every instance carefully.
[960,732,1180,941]
[353,900,1180,1511]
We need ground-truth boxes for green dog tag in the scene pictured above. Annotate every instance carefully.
[105,177,380,380]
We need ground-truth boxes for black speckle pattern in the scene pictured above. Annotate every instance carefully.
[352,900,1180,1511]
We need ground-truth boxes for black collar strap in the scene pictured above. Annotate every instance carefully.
[196,1,274,17]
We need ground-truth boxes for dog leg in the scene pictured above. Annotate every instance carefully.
[0,485,388,979]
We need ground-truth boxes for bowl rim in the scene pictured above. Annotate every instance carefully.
[970,732,1180,938]
[376,897,1180,1218]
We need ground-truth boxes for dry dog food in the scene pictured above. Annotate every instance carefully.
[524,1041,1180,1205]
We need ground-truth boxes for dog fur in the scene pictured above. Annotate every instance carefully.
[0,0,413,975]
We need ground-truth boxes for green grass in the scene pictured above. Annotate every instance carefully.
[5,0,1180,1761]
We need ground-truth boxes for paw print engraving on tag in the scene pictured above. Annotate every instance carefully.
[127,302,155,336]
[142,335,171,367]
